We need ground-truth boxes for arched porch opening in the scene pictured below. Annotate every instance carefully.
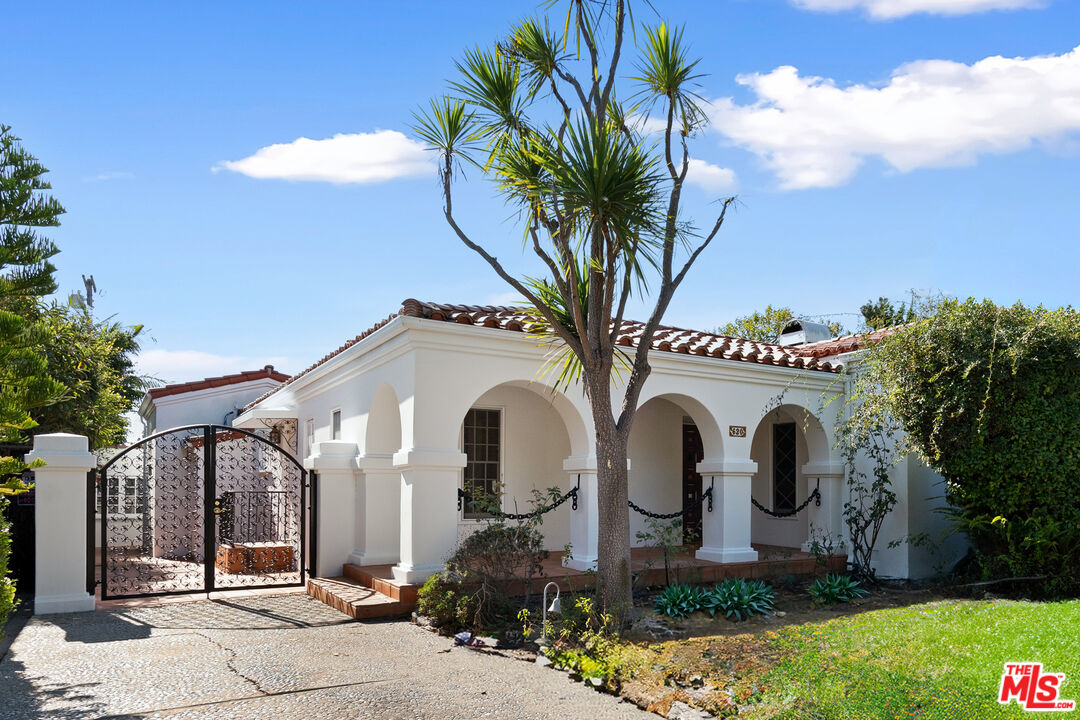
[456,380,586,552]
[749,404,831,550]
[629,393,724,547]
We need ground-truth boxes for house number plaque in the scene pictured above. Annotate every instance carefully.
[729,425,747,438]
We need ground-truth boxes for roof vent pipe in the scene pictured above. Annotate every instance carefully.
[777,319,833,346]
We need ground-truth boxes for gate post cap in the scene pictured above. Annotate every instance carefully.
[25,433,96,469]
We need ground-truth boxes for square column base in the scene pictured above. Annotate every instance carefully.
[695,546,759,564]
[349,551,400,567]
[391,562,443,584]
[35,592,96,615]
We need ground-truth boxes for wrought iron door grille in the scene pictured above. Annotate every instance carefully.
[773,422,798,514]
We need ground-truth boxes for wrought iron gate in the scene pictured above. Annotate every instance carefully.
[94,424,310,600]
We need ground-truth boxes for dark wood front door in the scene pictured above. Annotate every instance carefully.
[682,424,704,545]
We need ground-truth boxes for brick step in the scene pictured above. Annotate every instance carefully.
[306,576,414,620]
[343,563,420,605]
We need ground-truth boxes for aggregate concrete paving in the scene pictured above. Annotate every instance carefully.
[0,593,652,719]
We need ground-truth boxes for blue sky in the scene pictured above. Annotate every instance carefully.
[4,0,1078,384]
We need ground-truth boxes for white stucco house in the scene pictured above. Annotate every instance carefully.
[139,365,290,434]
[232,299,964,585]
[98,366,293,552]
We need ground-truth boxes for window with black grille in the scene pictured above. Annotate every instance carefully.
[106,474,147,516]
[463,408,501,519]
[773,422,797,514]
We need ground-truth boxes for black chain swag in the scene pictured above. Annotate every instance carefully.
[750,486,821,518]
[627,486,714,520]
[457,485,578,520]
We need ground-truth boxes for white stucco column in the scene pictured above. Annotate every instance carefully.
[392,448,467,584]
[305,440,359,578]
[348,452,400,566]
[563,456,598,571]
[800,463,846,553]
[695,459,760,564]
[27,433,97,615]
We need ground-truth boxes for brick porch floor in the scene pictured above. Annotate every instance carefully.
[309,544,846,620]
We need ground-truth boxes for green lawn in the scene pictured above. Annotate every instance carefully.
[615,599,1080,719]
[745,599,1079,719]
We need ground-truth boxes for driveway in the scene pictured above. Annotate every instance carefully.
[0,593,652,719]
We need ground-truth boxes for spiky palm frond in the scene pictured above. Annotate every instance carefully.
[411,97,483,179]
[494,132,554,214]
[536,117,663,267]
[451,46,530,158]
[632,22,707,134]
[504,17,567,99]
[521,273,632,393]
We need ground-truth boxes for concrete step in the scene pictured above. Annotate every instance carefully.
[306,576,414,620]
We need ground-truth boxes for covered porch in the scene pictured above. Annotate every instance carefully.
[236,307,849,592]
[308,543,847,620]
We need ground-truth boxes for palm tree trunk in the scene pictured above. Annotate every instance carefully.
[589,379,634,620]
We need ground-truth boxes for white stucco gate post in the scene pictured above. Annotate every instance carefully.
[349,452,400,566]
[563,456,599,571]
[305,440,359,578]
[27,433,97,614]
[695,459,760,564]
[801,463,846,553]
[392,449,466,584]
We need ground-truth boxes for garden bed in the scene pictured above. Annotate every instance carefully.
[595,590,1078,718]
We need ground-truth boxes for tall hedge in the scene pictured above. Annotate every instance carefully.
[863,298,1080,595]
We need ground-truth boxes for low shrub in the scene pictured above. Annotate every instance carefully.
[540,596,624,692]
[416,572,476,633]
[654,583,704,618]
[440,523,547,630]
[702,578,775,621]
[808,574,869,605]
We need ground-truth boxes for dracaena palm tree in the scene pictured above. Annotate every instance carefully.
[414,0,734,619]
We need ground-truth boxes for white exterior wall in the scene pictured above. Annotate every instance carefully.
[237,314,959,581]
[144,378,283,434]
[627,398,683,546]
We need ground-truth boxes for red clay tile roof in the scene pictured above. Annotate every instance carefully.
[244,300,849,412]
[795,327,897,358]
[405,300,843,371]
[148,365,289,401]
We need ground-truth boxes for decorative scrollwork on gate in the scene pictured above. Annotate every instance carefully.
[211,428,303,589]
[98,425,307,600]
[100,427,207,598]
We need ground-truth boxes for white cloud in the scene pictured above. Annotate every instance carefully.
[707,45,1080,189]
[85,171,134,182]
[791,0,1045,19]
[685,159,738,192]
[136,349,290,385]
[216,130,433,184]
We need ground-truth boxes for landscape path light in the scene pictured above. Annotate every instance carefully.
[539,581,561,646]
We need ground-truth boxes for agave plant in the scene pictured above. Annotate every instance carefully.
[653,584,704,618]
[702,579,775,621]
[808,574,869,605]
